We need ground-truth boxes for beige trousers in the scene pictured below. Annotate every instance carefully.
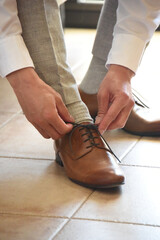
[17,0,92,123]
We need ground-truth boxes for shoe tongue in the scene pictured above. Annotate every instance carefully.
[69,122,105,160]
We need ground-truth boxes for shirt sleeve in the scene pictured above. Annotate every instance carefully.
[106,0,160,73]
[0,0,34,78]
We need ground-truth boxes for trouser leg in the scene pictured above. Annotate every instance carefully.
[79,0,118,94]
[17,0,92,123]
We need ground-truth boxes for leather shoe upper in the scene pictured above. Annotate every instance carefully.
[55,123,124,188]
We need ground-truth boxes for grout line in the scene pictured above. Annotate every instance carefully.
[0,155,160,169]
[51,191,95,239]
[51,219,71,240]
[0,155,53,161]
[70,191,95,219]
[71,217,160,228]
[121,164,160,169]
[0,110,22,130]
[119,136,142,162]
[0,211,69,219]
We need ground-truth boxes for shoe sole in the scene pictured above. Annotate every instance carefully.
[123,128,160,137]
[55,153,125,189]
[92,115,160,137]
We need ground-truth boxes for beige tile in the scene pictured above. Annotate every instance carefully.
[54,219,160,240]
[103,129,140,161]
[75,166,160,226]
[65,28,96,85]
[0,158,91,217]
[0,114,54,159]
[0,77,21,113]
[123,137,160,167]
[65,28,95,69]
[0,214,67,240]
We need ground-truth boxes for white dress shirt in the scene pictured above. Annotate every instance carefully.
[0,0,160,78]
[106,0,160,73]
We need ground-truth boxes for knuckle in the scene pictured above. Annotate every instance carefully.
[130,98,135,107]
[121,92,129,102]
[36,118,44,125]
[56,93,63,102]
[43,111,54,121]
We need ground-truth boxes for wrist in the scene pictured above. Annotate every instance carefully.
[108,64,135,81]
[7,67,38,89]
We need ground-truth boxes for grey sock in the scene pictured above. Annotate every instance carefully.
[66,101,93,124]
[79,56,108,94]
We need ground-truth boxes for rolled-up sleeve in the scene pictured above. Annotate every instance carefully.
[0,0,34,78]
[106,0,160,73]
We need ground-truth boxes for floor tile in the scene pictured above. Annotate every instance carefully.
[123,137,160,167]
[65,28,95,69]
[103,129,140,161]
[54,219,160,240]
[0,114,54,159]
[0,214,67,240]
[0,158,91,217]
[0,77,21,113]
[75,166,160,226]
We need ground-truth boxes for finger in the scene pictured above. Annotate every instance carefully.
[33,123,51,139]
[48,112,73,135]
[95,93,109,125]
[98,98,127,134]
[43,122,62,140]
[34,119,62,140]
[107,104,133,130]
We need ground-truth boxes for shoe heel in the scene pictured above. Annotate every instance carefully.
[55,152,64,167]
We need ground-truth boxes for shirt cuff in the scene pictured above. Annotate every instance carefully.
[0,35,34,78]
[106,34,147,73]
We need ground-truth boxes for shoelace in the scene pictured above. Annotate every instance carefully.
[68,122,121,163]
[132,92,149,109]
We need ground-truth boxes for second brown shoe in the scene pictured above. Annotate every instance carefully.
[54,122,124,189]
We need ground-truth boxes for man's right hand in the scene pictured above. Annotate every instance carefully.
[7,67,74,140]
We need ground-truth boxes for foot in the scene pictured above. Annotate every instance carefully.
[79,88,160,137]
[54,122,124,188]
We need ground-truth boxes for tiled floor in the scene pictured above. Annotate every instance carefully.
[0,28,160,240]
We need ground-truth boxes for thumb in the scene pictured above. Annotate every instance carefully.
[57,100,75,123]
[95,94,109,125]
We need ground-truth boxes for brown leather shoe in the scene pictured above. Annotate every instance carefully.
[54,123,124,188]
[79,88,160,137]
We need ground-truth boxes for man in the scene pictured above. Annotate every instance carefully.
[0,0,159,188]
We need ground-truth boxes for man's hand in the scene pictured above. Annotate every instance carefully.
[95,64,135,134]
[7,68,74,139]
